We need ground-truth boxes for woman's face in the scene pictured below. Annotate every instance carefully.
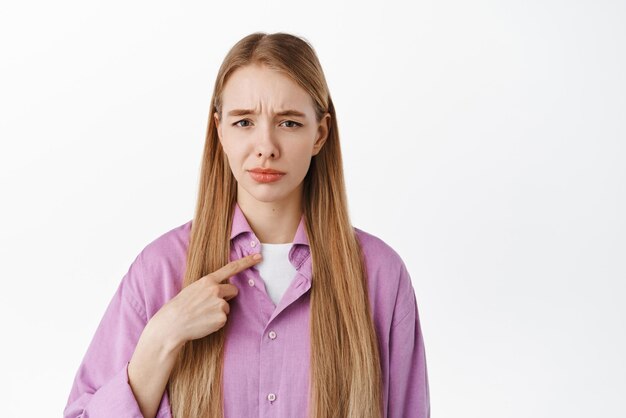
[214,64,330,205]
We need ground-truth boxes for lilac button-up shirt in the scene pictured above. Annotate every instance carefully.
[64,203,430,417]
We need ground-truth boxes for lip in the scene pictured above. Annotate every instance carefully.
[248,167,286,174]
[248,168,285,183]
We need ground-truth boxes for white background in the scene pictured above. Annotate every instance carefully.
[1,0,624,417]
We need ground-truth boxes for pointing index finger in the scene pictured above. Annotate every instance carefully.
[211,253,263,283]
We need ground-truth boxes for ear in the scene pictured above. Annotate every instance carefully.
[312,112,331,156]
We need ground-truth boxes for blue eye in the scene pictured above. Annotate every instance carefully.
[281,120,303,128]
[233,119,251,127]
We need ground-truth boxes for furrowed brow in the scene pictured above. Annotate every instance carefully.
[226,109,306,118]
[227,109,256,117]
[275,109,306,118]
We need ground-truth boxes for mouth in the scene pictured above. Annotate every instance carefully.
[248,170,285,183]
[248,168,286,175]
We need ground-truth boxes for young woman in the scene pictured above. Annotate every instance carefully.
[64,32,430,418]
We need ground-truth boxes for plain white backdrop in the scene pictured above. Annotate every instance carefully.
[1,0,624,416]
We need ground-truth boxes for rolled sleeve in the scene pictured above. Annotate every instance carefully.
[64,252,172,418]
[64,361,143,417]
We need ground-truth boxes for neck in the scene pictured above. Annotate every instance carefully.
[236,187,303,244]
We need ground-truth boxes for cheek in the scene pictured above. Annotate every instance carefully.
[220,144,242,174]
[221,137,245,162]
[292,148,314,172]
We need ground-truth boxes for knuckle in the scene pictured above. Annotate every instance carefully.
[221,300,230,314]
[206,285,219,297]
[229,262,240,273]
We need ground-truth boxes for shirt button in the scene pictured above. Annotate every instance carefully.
[248,279,255,286]
[268,330,277,339]
[250,240,256,247]
[267,393,276,402]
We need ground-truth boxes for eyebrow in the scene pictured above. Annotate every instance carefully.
[226,109,307,118]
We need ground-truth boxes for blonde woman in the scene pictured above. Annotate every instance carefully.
[64,32,430,418]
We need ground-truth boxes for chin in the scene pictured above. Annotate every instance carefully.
[251,192,289,203]
[242,184,295,203]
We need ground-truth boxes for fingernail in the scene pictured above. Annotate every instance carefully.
[253,253,262,260]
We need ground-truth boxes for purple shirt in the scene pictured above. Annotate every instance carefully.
[64,203,430,417]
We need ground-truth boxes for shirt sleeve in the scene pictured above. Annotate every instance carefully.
[387,262,431,418]
[63,252,172,418]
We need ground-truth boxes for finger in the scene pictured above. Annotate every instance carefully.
[220,283,239,301]
[209,253,263,283]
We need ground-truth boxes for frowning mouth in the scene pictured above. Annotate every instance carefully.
[248,170,285,183]
[248,167,286,174]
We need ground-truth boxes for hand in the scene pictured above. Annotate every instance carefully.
[150,253,263,348]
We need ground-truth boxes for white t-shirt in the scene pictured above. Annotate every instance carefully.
[255,242,297,306]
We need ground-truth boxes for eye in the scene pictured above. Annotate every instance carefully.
[281,120,303,128]
[232,119,251,127]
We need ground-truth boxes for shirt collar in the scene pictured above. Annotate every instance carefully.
[229,201,311,274]
[230,201,309,247]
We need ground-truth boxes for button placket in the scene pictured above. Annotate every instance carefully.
[261,325,279,408]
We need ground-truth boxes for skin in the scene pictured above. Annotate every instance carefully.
[214,63,331,243]
[127,63,330,418]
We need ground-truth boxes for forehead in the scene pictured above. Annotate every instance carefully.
[221,64,315,115]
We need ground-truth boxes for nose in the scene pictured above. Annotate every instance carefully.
[255,122,278,160]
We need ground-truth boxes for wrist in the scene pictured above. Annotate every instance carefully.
[145,316,185,358]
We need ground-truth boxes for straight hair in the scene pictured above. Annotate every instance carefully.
[167,32,383,418]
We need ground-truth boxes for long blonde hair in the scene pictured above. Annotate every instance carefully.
[167,32,383,418]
